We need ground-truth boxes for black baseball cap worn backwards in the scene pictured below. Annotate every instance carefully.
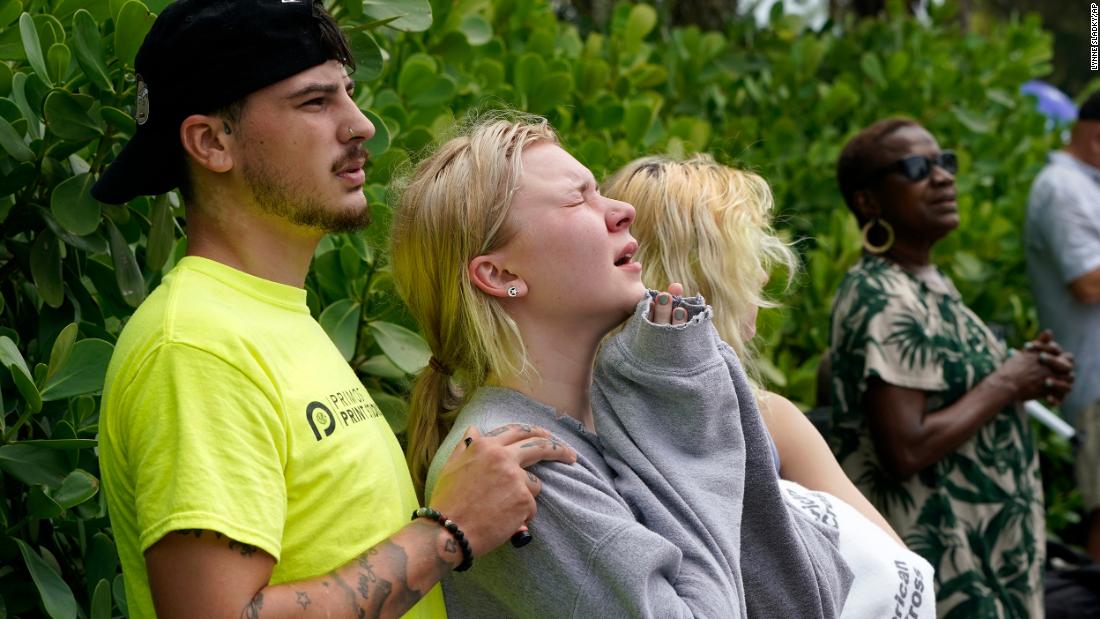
[92,0,346,204]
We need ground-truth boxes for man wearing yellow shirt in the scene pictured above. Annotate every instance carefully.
[90,1,576,617]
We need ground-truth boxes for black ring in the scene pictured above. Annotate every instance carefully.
[511,530,533,548]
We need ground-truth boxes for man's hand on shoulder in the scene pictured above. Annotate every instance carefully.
[430,424,577,556]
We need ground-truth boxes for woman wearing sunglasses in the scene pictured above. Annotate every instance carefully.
[828,118,1075,617]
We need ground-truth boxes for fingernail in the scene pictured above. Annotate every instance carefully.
[1039,352,1048,362]
[1044,378,1054,388]
[1024,342,1034,350]
[673,308,686,321]
[657,294,670,305]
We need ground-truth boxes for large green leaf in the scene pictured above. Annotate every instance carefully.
[10,71,41,138]
[623,98,654,144]
[513,53,546,101]
[50,173,101,235]
[347,30,383,81]
[622,3,656,53]
[85,534,119,599]
[71,9,113,92]
[0,444,67,486]
[319,299,361,361]
[0,335,31,379]
[18,12,51,86]
[530,72,573,114]
[358,354,405,380]
[100,105,134,134]
[112,574,128,617]
[0,60,12,96]
[46,42,70,84]
[370,390,408,434]
[145,193,175,271]
[14,540,77,619]
[90,579,111,619]
[44,90,102,141]
[30,229,64,308]
[459,14,491,46]
[363,109,390,156]
[0,0,21,27]
[0,114,33,161]
[341,0,363,20]
[50,468,99,508]
[40,338,113,401]
[113,0,154,68]
[363,0,432,32]
[45,322,78,382]
[105,218,146,307]
[369,320,429,374]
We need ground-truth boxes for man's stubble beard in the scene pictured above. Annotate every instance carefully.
[240,145,371,234]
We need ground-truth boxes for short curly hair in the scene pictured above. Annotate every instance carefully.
[836,118,921,218]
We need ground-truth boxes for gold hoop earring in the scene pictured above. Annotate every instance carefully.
[861,218,895,254]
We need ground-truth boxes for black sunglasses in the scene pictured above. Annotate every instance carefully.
[868,150,958,183]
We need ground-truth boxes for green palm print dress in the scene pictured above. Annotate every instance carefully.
[829,254,1044,619]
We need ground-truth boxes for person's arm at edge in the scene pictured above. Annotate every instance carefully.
[1069,265,1100,303]
[146,424,576,619]
[758,391,903,546]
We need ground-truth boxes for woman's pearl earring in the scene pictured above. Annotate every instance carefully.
[507,286,519,297]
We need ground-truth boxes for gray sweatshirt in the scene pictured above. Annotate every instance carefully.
[425,293,852,617]
[592,292,852,618]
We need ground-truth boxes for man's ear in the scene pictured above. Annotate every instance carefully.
[180,114,234,174]
[468,254,524,298]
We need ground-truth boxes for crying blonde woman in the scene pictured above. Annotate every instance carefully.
[388,113,855,618]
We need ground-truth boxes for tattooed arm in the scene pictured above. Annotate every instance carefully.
[147,522,457,619]
[145,423,576,619]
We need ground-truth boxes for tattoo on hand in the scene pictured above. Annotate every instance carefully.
[241,592,263,619]
[444,538,457,554]
[485,423,534,437]
[296,591,311,610]
[520,436,563,450]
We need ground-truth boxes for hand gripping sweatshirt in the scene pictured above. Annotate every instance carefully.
[425,292,852,617]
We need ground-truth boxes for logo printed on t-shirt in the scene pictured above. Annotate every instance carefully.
[892,559,926,618]
[305,385,383,441]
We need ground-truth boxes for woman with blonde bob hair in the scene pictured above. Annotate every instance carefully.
[600,156,952,619]
[602,154,794,384]
[389,112,853,618]
[602,155,898,540]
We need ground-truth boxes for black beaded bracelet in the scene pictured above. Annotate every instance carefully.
[411,507,474,572]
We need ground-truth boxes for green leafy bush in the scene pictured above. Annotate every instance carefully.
[0,0,1073,615]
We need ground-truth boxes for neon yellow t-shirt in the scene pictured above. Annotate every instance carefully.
[99,256,445,618]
